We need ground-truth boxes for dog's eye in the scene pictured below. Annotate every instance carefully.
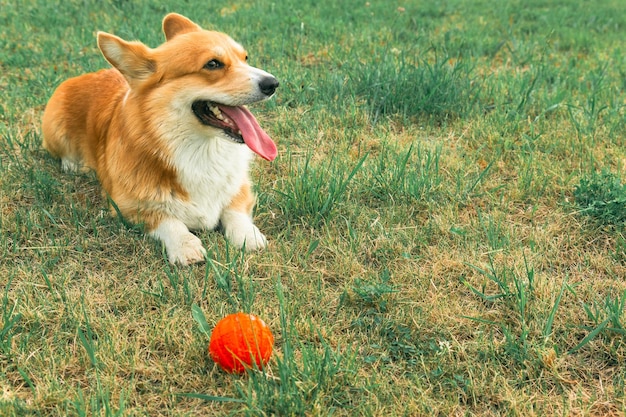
[204,59,224,70]
[245,55,249,61]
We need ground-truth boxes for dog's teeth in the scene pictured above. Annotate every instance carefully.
[209,105,224,120]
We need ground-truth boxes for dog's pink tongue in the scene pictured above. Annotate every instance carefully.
[219,105,277,161]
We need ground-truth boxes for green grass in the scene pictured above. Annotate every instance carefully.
[574,170,626,227]
[2,0,626,415]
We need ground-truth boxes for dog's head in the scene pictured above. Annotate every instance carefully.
[97,13,278,161]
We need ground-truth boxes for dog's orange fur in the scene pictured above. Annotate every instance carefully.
[42,13,278,265]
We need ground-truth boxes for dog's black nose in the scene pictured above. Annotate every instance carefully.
[259,76,279,96]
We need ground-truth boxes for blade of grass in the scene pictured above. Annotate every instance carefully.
[77,327,97,367]
[191,304,212,338]
[543,278,568,342]
[568,318,610,354]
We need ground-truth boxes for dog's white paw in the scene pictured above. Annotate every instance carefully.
[226,223,267,251]
[167,233,207,265]
[221,210,267,251]
[150,218,207,266]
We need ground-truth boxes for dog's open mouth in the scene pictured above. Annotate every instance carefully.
[192,100,277,161]
[192,101,244,143]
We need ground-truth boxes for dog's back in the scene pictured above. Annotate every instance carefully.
[42,69,126,173]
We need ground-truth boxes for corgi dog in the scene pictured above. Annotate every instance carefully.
[42,13,278,265]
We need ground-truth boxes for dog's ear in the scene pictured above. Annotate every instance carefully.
[97,32,156,83]
[162,13,201,41]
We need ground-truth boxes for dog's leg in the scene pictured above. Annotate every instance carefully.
[220,180,267,251]
[150,218,207,265]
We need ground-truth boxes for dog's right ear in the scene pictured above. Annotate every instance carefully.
[97,32,156,84]
[162,13,201,41]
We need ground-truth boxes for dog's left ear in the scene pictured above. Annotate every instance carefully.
[163,13,201,41]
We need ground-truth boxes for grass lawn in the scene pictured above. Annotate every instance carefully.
[1,0,625,415]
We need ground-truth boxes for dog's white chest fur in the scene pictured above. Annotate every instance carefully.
[149,132,266,264]
[167,134,253,230]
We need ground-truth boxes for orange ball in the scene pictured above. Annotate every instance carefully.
[209,312,274,373]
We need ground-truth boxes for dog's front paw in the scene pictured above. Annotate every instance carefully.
[150,219,207,266]
[221,210,267,251]
[226,223,267,251]
[167,233,207,265]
